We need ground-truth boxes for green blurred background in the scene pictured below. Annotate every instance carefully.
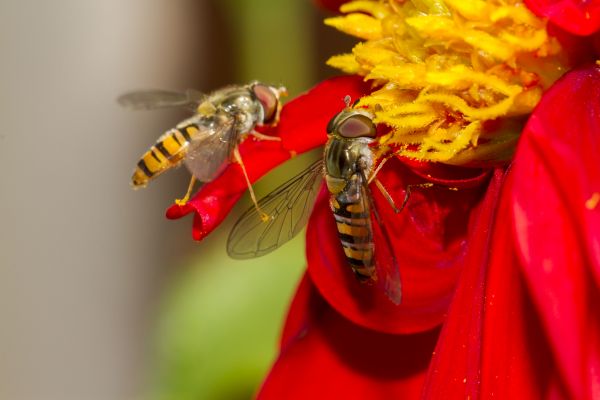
[147,1,316,399]
[0,1,355,399]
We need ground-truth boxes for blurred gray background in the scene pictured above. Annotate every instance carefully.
[0,1,353,399]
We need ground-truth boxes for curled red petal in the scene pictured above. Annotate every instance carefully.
[525,0,600,36]
[306,157,492,334]
[166,140,290,240]
[166,75,370,240]
[424,66,600,399]
[258,273,440,399]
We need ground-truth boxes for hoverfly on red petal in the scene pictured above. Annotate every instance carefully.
[120,82,286,206]
[228,105,403,305]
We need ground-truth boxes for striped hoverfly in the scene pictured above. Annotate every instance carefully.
[120,82,286,207]
[227,103,403,305]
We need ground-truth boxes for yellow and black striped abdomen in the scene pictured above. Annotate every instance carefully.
[330,197,376,281]
[132,124,200,188]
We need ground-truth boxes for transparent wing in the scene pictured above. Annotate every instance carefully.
[227,160,324,259]
[183,113,236,182]
[360,171,403,305]
[117,89,204,110]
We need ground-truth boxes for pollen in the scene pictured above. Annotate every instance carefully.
[586,192,600,210]
[326,0,568,164]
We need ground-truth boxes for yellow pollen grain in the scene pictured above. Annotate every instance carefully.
[585,192,600,210]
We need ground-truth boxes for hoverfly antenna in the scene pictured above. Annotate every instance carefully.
[343,95,352,108]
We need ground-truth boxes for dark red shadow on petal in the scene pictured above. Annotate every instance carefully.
[258,274,440,399]
[399,157,492,188]
[547,23,600,66]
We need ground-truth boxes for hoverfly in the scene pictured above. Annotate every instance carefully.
[119,82,287,208]
[227,102,403,305]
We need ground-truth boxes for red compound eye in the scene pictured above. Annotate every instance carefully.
[253,84,278,124]
[337,114,376,138]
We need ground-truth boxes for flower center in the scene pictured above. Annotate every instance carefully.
[325,0,569,165]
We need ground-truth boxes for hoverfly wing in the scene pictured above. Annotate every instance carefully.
[183,112,236,182]
[227,160,323,259]
[361,173,402,305]
[117,89,205,111]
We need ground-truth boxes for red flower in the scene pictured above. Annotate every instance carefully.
[166,2,600,398]
[255,66,600,400]
[168,67,600,397]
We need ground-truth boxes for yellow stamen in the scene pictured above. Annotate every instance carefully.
[326,0,569,165]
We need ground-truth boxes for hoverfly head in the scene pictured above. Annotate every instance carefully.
[327,103,376,139]
[252,82,287,125]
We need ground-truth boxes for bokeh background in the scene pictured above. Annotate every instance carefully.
[0,1,355,399]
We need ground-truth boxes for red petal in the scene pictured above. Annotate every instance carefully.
[422,168,513,399]
[166,76,370,240]
[525,0,600,36]
[306,157,492,334]
[425,66,600,399]
[510,66,600,398]
[257,274,440,399]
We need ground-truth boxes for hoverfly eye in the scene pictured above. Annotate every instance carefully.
[337,114,376,138]
[326,114,338,134]
[253,84,278,123]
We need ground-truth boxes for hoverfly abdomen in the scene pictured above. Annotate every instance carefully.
[131,124,197,188]
[327,172,376,281]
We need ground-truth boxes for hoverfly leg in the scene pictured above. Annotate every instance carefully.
[249,130,281,142]
[373,178,400,213]
[233,146,271,222]
[174,176,197,206]
[399,183,435,213]
[367,153,394,184]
